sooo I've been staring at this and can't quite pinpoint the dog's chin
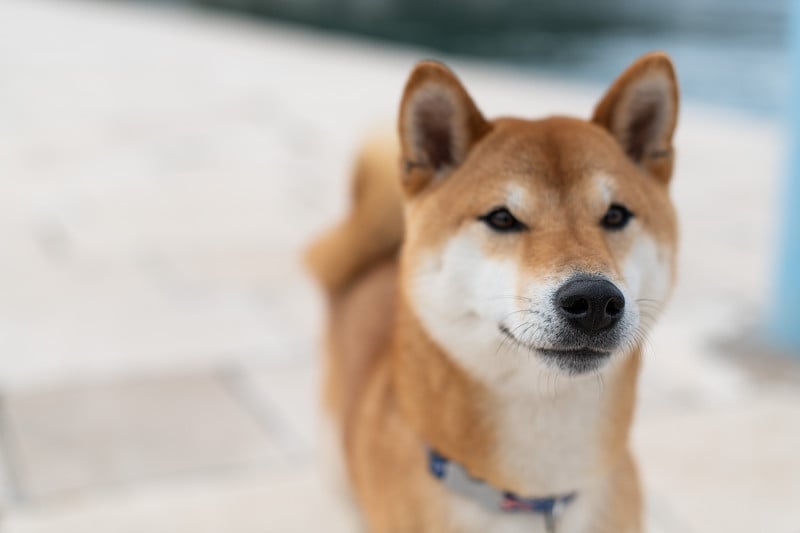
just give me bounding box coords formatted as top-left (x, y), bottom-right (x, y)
top-left (498, 324), bottom-right (621, 376)
top-left (536, 348), bottom-right (612, 375)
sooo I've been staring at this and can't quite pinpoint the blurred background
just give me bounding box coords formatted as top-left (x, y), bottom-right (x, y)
top-left (193, 0), bottom-right (788, 114)
top-left (0, 0), bottom-right (798, 532)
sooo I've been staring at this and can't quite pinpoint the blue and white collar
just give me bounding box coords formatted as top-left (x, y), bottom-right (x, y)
top-left (428, 448), bottom-right (576, 532)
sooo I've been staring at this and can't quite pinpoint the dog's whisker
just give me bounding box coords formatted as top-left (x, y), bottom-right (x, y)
top-left (552, 372), bottom-right (561, 399)
top-left (593, 371), bottom-right (605, 398)
top-left (494, 329), bottom-right (518, 359)
top-left (498, 309), bottom-right (533, 323)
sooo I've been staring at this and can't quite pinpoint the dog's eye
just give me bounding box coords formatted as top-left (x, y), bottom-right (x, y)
top-left (601, 204), bottom-right (634, 230)
top-left (479, 207), bottom-right (526, 232)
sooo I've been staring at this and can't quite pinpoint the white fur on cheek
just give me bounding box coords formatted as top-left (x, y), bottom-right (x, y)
top-left (621, 233), bottom-right (671, 306)
top-left (408, 230), bottom-right (552, 386)
top-left (620, 231), bottom-right (672, 349)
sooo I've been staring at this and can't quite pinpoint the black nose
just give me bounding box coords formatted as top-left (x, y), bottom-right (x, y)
top-left (555, 278), bottom-right (625, 335)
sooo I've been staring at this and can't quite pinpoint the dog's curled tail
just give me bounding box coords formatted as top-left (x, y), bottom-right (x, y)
top-left (305, 132), bottom-right (404, 293)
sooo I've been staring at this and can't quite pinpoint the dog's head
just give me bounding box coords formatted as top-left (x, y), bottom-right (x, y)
top-left (398, 53), bottom-right (679, 385)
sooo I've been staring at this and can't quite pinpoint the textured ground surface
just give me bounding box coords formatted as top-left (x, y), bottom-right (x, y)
top-left (1, 1), bottom-right (799, 532)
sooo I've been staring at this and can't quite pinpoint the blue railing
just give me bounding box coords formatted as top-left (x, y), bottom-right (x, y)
top-left (773, 1), bottom-right (800, 351)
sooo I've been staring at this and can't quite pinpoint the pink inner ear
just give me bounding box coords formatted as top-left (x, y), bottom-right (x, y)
top-left (408, 88), bottom-right (456, 170)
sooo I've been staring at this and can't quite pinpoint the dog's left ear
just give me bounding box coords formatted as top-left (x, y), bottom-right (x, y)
top-left (399, 61), bottom-right (491, 196)
top-left (592, 52), bottom-right (679, 183)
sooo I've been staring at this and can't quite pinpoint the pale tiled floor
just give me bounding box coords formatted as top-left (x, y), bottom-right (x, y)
top-left (1, 0), bottom-right (799, 532)
top-left (4, 374), bottom-right (284, 500)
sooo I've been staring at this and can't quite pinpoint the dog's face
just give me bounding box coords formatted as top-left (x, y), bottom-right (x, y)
top-left (398, 54), bottom-right (678, 387)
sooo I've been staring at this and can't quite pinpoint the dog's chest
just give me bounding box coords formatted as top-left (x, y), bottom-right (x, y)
top-left (490, 384), bottom-right (610, 495)
top-left (438, 393), bottom-right (613, 533)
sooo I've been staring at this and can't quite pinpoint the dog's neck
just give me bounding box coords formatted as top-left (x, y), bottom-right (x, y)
top-left (391, 297), bottom-right (640, 496)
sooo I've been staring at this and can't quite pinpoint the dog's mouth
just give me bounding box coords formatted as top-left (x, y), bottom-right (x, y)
top-left (536, 348), bottom-right (612, 374)
top-left (537, 347), bottom-right (611, 358)
top-left (499, 325), bottom-right (613, 374)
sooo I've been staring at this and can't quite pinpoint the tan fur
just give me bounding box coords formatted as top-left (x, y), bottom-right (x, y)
top-left (308, 53), bottom-right (679, 532)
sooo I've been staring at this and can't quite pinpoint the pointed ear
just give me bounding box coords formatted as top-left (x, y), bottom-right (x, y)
top-left (592, 52), bottom-right (679, 183)
top-left (398, 61), bottom-right (490, 195)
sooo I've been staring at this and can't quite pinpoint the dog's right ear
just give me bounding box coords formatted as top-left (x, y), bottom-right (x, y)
top-left (398, 61), bottom-right (490, 196)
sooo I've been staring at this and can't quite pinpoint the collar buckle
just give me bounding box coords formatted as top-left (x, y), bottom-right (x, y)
top-left (544, 497), bottom-right (567, 533)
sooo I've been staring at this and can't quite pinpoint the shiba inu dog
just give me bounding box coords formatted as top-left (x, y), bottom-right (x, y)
top-left (307, 52), bottom-right (679, 533)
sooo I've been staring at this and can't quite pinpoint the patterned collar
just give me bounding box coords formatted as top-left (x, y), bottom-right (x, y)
top-left (427, 448), bottom-right (577, 532)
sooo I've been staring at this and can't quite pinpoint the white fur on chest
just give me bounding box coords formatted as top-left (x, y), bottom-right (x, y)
top-left (491, 371), bottom-right (623, 495)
